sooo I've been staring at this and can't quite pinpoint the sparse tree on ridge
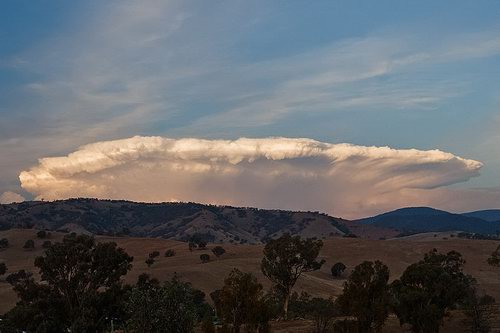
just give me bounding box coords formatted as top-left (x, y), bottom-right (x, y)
top-left (261, 234), bottom-right (325, 319)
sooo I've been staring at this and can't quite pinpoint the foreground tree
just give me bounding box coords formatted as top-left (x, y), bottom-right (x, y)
top-left (391, 249), bottom-right (473, 333)
top-left (5, 233), bottom-right (133, 332)
top-left (261, 234), bottom-right (324, 319)
top-left (337, 260), bottom-right (390, 332)
top-left (127, 274), bottom-right (207, 333)
top-left (463, 287), bottom-right (495, 333)
top-left (211, 269), bottom-right (268, 333)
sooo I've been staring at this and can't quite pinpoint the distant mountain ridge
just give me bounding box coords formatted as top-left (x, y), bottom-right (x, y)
top-left (357, 207), bottom-right (500, 235)
top-left (0, 199), bottom-right (350, 244)
top-left (462, 209), bottom-right (500, 222)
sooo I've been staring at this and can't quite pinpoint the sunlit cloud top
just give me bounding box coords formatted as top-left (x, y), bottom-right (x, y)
top-left (19, 136), bottom-right (493, 218)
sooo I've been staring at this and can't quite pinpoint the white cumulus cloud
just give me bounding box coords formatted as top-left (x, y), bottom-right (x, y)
top-left (19, 136), bottom-right (490, 218)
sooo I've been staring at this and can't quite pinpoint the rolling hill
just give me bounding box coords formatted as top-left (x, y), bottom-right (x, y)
top-left (462, 209), bottom-right (500, 222)
top-left (0, 199), bottom-right (350, 243)
top-left (357, 207), bottom-right (500, 235)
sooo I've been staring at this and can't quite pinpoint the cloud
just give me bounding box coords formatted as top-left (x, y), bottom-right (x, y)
top-left (0, 191), bottom-right (25, 204)
top-left (19, 136), bottom-right (494, 218)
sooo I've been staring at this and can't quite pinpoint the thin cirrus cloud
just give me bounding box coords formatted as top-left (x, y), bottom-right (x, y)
top-left (18, 136), bottom-right (497, 219)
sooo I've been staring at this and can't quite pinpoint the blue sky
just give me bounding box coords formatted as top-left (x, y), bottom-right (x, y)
top-left (1, 1), bottom-right (499, 214)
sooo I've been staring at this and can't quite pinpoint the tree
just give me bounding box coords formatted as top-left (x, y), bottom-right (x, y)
top-left (463, 287), bottom-right (495, 333)
top-left (331, 262), bottom-right (347, 278)
top-left (36, 230), bottom-right (47, 239)
top-left (0, 262), bottom-right (7, 276)
top-left (391, 250), bottom-right (474, 333)
top-left (0, 238), bottom-right (8, 249)
top-left (198, 240), bottom-right (208, 249)
top-left (200, 254), bottom-right (210, 263)
top-left (189, 241), bottom-right (197, 252)
top-left (145, 258), bottom-right (155, 268)
top-left (212, 246), bottom-right (226, 257)
top-left (487, 245), bottom-right (500, 267)
top-left (212, 269), bottom-right (268, 333)
top-left (337, 260), bottom-right (390, 332)
top-left (305, 297), bottom-right (338, 333)
top-left (126, 274), bottom-right (206, 333)
top-left (5, 233), bottom-right (133, 332)
top-left (165, 249), bottom-right (176, 257)
top-left (261, 234), bottom-right (324, 319)
top-left (149, 251), bottom-right (160, 259)
top-left (23, 239), bottom-right (35, 250)
top-left (42, 240), bottom-right (52, 248)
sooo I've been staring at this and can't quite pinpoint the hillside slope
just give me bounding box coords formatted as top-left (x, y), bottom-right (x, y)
top-left (0, 199), bottom-right (350, 243)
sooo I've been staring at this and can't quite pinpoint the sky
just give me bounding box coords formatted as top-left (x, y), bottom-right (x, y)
top-left (0, 1), bottom-right (499, 218)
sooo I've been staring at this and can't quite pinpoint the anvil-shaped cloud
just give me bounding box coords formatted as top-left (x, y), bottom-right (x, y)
top-left (19, 136), bottom-right (489, 218)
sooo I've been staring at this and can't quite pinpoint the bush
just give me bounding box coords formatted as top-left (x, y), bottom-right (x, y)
top-left (200, 254), bottom-right (210, 263)
top-left (0, 238), bottom-right (9, 249)
top-left (331, 262), bottom-right (346, 278)
top-left (0, 262), bottom-right (7, 276)
top-left (145, 258), bottom-right (155, 267)
top-left (164, 249), bottom-right (176, 257)
top-left (42, 240), bottom-right (52, 249)
top-left (23, 239), bottom-right (35, 250)
top-left (149, 251), bottom-right (160, 259)
top-left (211, 246), bottom-right (226, 257)
top-left (36, 230), bottom-right (47, 239)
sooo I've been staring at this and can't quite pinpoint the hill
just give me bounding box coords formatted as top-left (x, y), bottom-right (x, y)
top-left (0, 199), bottom-right (350, 243)
top-left (357, 207), bottom-right (500, 235)
top-left (462, 209), bottom-right (500, 222)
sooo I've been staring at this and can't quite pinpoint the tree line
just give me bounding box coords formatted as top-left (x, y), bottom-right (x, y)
top-left (0, 233), bottom-right (498, 332)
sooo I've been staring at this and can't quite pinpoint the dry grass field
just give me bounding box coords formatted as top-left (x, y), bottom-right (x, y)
top-left (1, 229), bottom-right (500, 332)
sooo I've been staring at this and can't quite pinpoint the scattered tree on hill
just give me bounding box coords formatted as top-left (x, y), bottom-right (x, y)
top-left (145, 258), bottom-right (155, 268)
top-left (198, 240), bottom-right (208, 249)
top-left (261, 234), bottom-right (325, 319)
top-left (200, 254), bottom-right (210, 263)
top-left (126, 274), bottom-right (207, 333)
top-left (212, 246), bottom-right (226, 258)
top-left (337, 260), bottom-right (390, 332)
top-left (36, 230), bottom-right (47, 239)
top-left (331, 262), bottom-right (347, 278)
top-left (4, 233), bottom-right (133, 332)
top-left (42, 240), bottom-right (52, 248)
top-left (23, 239), bottom-right (35, 250)
top-left (0, 238), bottom-right (8, 249)
top-left (0, 262), bottom-right (7, 276)
top-left (211, 269), bottom-right (269, 333)
top-left (148, 251), bottom-right (160, 259)
top-left (164, 249), bottom-right (176, 257)
top-left (391, 249), bottom-right (474, 333)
